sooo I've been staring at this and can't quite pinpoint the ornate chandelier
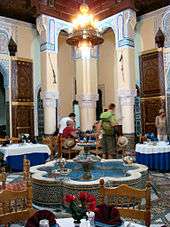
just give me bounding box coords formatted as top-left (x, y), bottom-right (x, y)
top-left (66, 3), bottom-right (104, 48)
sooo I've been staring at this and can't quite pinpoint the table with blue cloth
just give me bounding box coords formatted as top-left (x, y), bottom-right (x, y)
top-left (0, 143), bottom-right (51, 171)
top-left (136, 142), bottom-right (170, 171)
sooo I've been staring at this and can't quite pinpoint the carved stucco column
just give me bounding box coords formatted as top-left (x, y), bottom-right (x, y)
top-left (36, 14), bottom-right (71, 135)
top-left (115, 9), bottom-right (136, 145)
top-left (74, 47), bottom-right (99, 131)
top-left (98, 9), bottom-right (136, 144)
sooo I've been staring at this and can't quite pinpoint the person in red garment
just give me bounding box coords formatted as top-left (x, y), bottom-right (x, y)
top-left (63, 120), bottom-right (78, 139)
top-left (62, 120), bottom-right (82, 154)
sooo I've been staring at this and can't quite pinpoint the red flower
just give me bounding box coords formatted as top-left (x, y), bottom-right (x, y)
top-left (65, 194), bottom-right (76, 203)
top-left (79, 192), bottom-right (89, 201)
top-left (86, 194), bottom-right (96, 203)
top-left (65, 192), bottom-right (96, 216)
top-left (87, 201), bottom-right (96, 211)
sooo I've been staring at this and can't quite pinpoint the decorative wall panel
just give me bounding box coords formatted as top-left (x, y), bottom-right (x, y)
top-left (11, 60), bottom-right (33, 102)
top-left (140, 51), bottom-right (165, 97)
top-left (11, 59), bottom-right (34, 137)
top-left (134, 96), bottom-right (142, 136)
top-left (12, 105), bottom-right (34, 137)
top-left (141, 97), bottom-right (165, 134)
top-left (140, 50), bottom-right (165, 134)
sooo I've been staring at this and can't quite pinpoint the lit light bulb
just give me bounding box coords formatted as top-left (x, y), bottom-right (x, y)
top-left (78, 40), bottom-right (91, 59)
top-left (80, 3), bottom-right (89, 14)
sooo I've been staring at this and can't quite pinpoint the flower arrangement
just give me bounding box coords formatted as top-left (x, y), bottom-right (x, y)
top-left (65, 192), bottom-right (96, 224)
top-left (20, 133), bottom-right (30, 143)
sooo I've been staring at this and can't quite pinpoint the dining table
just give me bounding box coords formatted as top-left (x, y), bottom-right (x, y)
top-left (0, 143), bottom-right (51, 171)
top-left (56, 218), bottom-right (145, 227)
top-left (135, 141), bottom-right (170, 171)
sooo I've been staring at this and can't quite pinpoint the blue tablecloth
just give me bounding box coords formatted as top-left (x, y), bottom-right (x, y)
top-left (136, 143), bottom-right (170, 171)
top-left (6, 153), bottom-right (49, 172)
top-left (0, 143), bottom-right (51, 171)
top-left (136, 152), bottom-right (170, 171)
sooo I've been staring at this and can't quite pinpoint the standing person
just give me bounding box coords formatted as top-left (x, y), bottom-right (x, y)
top-left (155, 109), bottom-right (167, 141)
top-left (98, 103), bottom-right (118, 159)
top-left (59, 113), bottom-right (76, 134)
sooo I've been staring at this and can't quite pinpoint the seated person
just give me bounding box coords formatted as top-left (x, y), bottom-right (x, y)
top-left (62, 120), bottom-right (82, 152)
top-left (63, 120), bottom-right (78, 139)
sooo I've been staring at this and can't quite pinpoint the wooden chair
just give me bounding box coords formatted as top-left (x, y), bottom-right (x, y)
top-left (0, 159), bottom-right (34, 226)
top-left (42, 135), bottom-right (58, 159)
top-left (10, 137), bottom-right (19, 144)
top-left (62, 137), bottom-right (80, 159)
top-left (0, 138), bottom-right (6, 145)
top-left (99, 179), bottom-right (151, 227)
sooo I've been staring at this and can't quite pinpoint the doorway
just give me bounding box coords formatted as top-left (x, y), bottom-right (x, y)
top-left (0, 73), bottom-right (6, 137)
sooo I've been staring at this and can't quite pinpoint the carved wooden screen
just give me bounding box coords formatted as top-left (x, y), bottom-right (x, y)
top-left (140, 50), bottom-right (165, 134)
top-left (11, 59), bottom-right (34, 137)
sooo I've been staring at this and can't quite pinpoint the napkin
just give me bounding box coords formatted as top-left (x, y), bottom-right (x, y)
top-left (95, 204), bottom-right (122, 226)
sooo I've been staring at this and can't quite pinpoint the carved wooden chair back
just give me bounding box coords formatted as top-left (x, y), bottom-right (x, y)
top-left (61, 135), bottom-right (81, 159)
top-left (10, 137), bottom-right (20, 144)
top-left (42, 135), bottom-right (58, 159)
top-left (0, 159), bottom-right (34, 226)
top-left (99, 179), bottom-right (151, 227)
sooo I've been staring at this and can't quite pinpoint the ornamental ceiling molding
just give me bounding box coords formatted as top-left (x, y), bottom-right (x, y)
top-left (138, 6), bottom-right (170, 76)
top-left (137, 5), bottom-right (170, 48)
top-left (36, 14), bottom-right (72, 53)
top-left (0, 15), bottom-right (34, 29)
top-left (97, 8), bottom-right (136, 48)
top-left (137, 5), bottom-right (170, 22)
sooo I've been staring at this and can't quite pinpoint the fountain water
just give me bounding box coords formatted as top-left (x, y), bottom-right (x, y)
top-left (73, 152), bottom-right (101, 180)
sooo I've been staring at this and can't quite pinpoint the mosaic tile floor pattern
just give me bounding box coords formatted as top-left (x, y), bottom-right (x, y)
top-left (2, 171), bottom-right (170, 227)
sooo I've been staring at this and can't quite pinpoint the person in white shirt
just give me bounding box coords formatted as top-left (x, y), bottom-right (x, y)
top-left (155, 109), bottom-right (167, 141)
top-left (59, 113), bottom-right (76, 134)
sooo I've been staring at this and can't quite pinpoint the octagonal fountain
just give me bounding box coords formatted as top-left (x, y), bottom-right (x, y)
top-left (30, 153), bottom-right (148, 208)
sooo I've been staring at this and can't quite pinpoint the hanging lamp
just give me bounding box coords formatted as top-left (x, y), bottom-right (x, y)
top-left (66, 1), bottom-right (104, 48)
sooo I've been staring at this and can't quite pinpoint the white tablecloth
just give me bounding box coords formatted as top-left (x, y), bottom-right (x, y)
top-left (0, 143), bottom-right (51, 160)
top-left (56, 218), bottom-right (145, 227)
top-left (136, 142), bottom-right (170, 154)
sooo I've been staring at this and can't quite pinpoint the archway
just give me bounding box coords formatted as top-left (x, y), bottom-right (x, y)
top-left (58, 31), bottom-right (75, 120)
top-left (0, 73), bottom-right (6, 136)
top-left (96, 89), bottom-right (103, 120)
top-left (98, 28), bottom-right (117, 110)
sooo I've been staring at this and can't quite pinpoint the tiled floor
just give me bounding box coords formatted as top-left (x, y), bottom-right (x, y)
top-left (2, 171), bottom-right (170, 227)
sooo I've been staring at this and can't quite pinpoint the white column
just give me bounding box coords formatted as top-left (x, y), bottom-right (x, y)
top-left (36, 14), bottom-right (71, 135)
top-left (74, 47), bottom-right (99, 131)
top-left (76, 94), bottom-right (98, 131)
top-left (118, 89), bottom-right (136, 134)
top-left (97, 9), bottom-right (137, 138)
top-left (115, 9), bottom-right (136, 136)
top-left (41, 91), bottom-right (58, 135)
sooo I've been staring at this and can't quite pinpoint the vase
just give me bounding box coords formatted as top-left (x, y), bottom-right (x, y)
top-left (73, 219), bottom-right (81, 227)
top-left (70, 203), bottom-right (85, 224)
